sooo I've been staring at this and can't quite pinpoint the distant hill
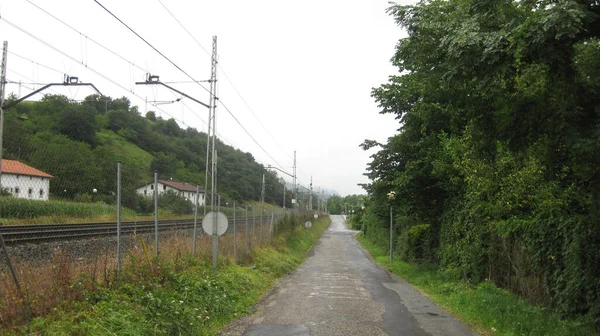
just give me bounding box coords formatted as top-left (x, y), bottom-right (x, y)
top-left (3, 94), bottom-right (290, 209)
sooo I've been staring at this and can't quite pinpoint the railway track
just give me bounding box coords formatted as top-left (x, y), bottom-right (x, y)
top-left (0, 216), bottom-right (273, 245)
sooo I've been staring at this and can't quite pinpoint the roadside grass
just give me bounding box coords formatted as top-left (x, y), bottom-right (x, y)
top-left (1, 201), bottom-right (285, 225)
top-left (2, 212), bottom-right (192, 225)
top-left (356, 233), bottom-right (597, 336)
top-left (2, 214), bottom-right (330, 335)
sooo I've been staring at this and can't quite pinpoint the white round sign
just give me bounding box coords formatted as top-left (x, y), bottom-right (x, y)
top-left (202, 211), bottom-right (228, 236)
top-left (314, 214), bottom-right (318, 219)
top-left (304, 221), bottom-right (312, 228)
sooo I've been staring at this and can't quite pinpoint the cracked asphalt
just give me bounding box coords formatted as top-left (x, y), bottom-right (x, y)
top-left (220, 215), bottom-right (476, 336)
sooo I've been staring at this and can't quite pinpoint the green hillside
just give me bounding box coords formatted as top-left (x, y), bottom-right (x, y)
top-left (2, 94), bottom-right (291, 210)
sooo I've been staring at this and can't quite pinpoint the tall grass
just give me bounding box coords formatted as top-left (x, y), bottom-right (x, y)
top-left (0, 196), bottom-right (136, 221)
top-left (1, 213), bottom-right (329, 335)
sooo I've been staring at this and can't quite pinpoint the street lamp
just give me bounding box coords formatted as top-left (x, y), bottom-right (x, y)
top-left (387, 191), bottom-right (396, 262)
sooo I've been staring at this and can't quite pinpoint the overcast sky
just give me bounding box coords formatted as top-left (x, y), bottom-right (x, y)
top-left (0, 0), bottom-right (413, 196)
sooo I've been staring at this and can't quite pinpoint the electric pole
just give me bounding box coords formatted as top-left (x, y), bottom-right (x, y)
top-left (309, 175), bottom-right (313, 211)
top-left (260, 174), bottom-right (265, 208)
top-left (0, 41), bottom-right (7, 192)
top-left (293, 150), bottom-right (297, 212)
top-left (209, 36), bottom-right (219, 272)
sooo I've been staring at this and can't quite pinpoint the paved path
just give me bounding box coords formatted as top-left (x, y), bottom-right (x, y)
top-left (221, 215), bottom-right (475, 336)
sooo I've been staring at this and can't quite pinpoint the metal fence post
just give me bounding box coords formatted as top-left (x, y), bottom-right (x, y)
top-left (154, 172), bottom-right (158, 257)
top-left (0, 225), bottom-right (31, 322)
top-left (233, 201), bottom-right (236, 262)
top-left (192, 185), bottom-right (200, 255)
top-left (390, 206), bottom-right (393, 262)
top-left (116, 161), bottom-right (122, 276)
top-left (270, 211), bottom-right (274, 239)
top-left (253, 206), bottom-right (256, 245)
top-left (0, 226), bottom-right (21, 297)
top-left (260, 205), bottom-right (264, 243)
top-left (245, 205), bottom-right (249, 255)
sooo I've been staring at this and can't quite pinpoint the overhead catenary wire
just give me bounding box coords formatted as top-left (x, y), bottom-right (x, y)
top-left (23, 0), bottom-right (291, 180)
top-left (24, 0), bottom-right (149, 75)
top-left (6, 69), bottom-right (65, 96)
top-left (22, 0), bottom-right (215, 137)
top-left (155, 0), bottom-right (294, 162)
top-left (97, 0), bottom-right (291, 177)
top-left (6, 79), bottom-right (35, 92)
top-left (4, 20), bottom-right (236, 148)
top-left (8, 51), bottom-right (64, 75)
top-left (0, 17), bottom-right (212, 133)
top-left (219, 100), bottom-right (288, 173)
top-left (93, 0), bottom-right (211, 96)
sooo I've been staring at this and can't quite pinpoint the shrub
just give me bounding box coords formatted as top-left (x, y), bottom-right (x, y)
top-left (398, 224), bottom-right (435, 263)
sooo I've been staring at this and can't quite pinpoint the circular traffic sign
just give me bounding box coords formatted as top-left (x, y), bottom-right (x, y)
top-left (314, 213), bottom-right (318, 219)
top-left (304, 221), bottom-right (312, 229)
top-left (202, 211), bottom-right (228, 236)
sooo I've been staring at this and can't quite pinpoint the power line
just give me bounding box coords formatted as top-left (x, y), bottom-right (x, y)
top-left (24, 0), bottom-right (147, 74)
top-left (8, 51), bottom-right (64, 75)
top-left (219, 71), bottom-right (294, 161)
top-left (94, 1), bottom-right (288, 174)
top-left (156, 0), bottom-right (211, 57)
top-left (6, 79), bottom-right (35, 92)
top-left (155, 0), bottom-right (294, 162)
top-left (6, 69), bottom-right (64, 96)
top-left (219, 100), bottom-right (288, 173)
top-left (93, 0), bottom-right (211, 95)
top-left (0, 17), bottom-right (207, 131)
top-left (2, 8), bottom-right (240, 158)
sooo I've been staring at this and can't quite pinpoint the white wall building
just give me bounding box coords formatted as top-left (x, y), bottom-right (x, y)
top-left (136, 180), bottom-right (205, 206)
top-left (1, 159), bottom-right (53, 201)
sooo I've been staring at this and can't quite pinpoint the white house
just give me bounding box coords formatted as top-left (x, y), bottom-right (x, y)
top-left (1, 159), bottom-right (53, 201)
top-left (136, 180), bottom-right (205, 206)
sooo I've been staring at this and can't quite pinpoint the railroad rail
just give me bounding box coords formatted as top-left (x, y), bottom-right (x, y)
top-left (0, 216), bottom-right (273, 245)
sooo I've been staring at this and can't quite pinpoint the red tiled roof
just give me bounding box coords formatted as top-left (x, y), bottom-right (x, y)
top-left (159, 180), bottom-right (204, 193)
top-left (2, 159), bottom-right (53, 178)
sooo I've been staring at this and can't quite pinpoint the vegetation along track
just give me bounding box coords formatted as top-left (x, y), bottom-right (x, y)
top-left (0, 216), bottom-right (272, 245)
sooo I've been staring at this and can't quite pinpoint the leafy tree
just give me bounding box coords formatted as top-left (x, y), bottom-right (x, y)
top-left (58, 104), bottom-right (98, 147)
top-left (366, 0), bottom-right (600, 324)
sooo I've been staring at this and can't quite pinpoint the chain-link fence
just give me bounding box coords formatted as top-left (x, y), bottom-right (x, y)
top-left (0, 157), bottom-right (316, 328)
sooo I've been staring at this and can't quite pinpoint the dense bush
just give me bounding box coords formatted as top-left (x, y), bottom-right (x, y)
top-left (397, 224), bottom-right (434, 264)
top-left (0, 196), bottom-right (135, 220)
top-left (363, 0), bottom-right (600, 327)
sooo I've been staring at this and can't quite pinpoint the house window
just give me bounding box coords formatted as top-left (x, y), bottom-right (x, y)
top-left (144, 190), bottom-right (147, 196)
top-left (16, 175), bottom-right (19, 179)
top-left (14, 187), bottom-right (19, 194)
top-left (150, 184), bottom-right (154, 190)
top-left (30, 176), bottom-right (33, 180)
top-left (163, 185), bottom-right (167, 191)
top-left (39, 189), bottom-right (44, 198)
top-left (28, 188), bottom-right (33, 197)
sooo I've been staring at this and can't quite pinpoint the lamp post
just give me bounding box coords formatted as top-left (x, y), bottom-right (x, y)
top-left (387, 191), bottom-right (396, 262)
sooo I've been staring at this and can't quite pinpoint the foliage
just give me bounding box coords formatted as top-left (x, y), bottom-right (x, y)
top-left (0, 196), bottom-right (135, 219)
top-left (397, 224), bottom-right (435, 264)
top-left (326, 194), bottom-right (365, 215)
top-left (157, 190), bottom-right (194, 215)
top-left (364, 0), bottom-right (600, 326)
top-left (3, 93), bottom-right (287, 210)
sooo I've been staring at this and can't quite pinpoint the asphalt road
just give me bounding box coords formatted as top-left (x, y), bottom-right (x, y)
top-left (221, 215), bottom-right (475, 336)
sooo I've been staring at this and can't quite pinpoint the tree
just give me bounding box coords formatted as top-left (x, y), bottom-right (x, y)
top-left (58, 104), bottom-right (98, 147)
top-left (367, 0), bottom-right (600, 323)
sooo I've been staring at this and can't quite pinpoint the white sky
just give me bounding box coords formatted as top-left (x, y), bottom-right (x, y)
top-left (0, 0), bottom-right (413, 196)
